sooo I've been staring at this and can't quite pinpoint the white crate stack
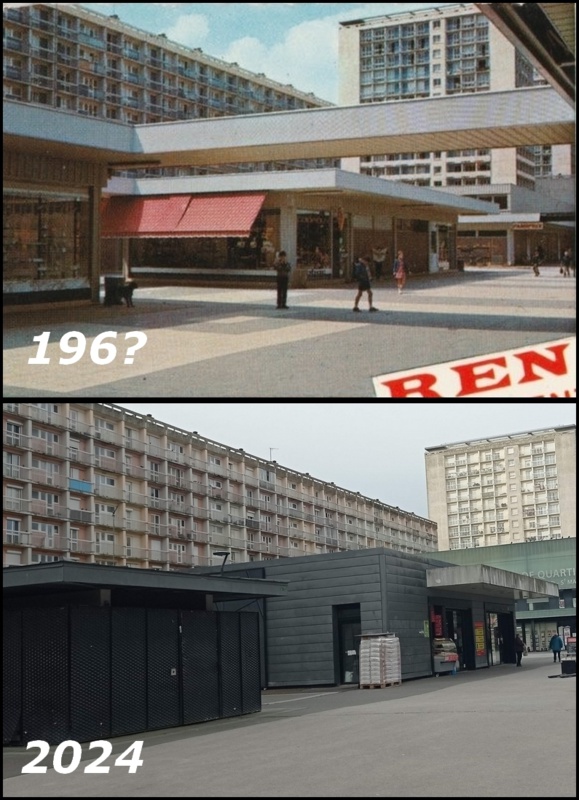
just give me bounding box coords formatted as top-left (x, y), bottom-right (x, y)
top-left (359, 633), bottom-right (401, 687)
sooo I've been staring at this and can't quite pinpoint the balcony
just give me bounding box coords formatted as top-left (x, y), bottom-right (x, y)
top-left (124, 463), bottom-right (147, 479)
top-left (25, 405), bottom-right (68, 427)
top-left (94, 428), bottom-right (124, 446)
top-left (124, 517), bottom-right (146, 532)
top-left (146, 522), bottom-right (168, 537)
top-left (94, 483), bottom-right (123, 501)
top-left (3, 463), bottom-right (23, 480)
top-left (4, 497), bottom-right (30, 513)
top-left (68, 448), bottom-right (92, 465)
top-left (30, 501), bottom-right (64, 519)
top-left (94, 455), bottom-right (119, 472)
top-left (69, 509), bottom-right (93, 524)
top-left (4, 431), bottom-right (28, 449)
top-left (124, 436), bottom-right (146, 452)
top-left (29, 438), bottom-right (67, 459)
top-left (31, 469), bottom-right (66, 489)
top-left (66, 538), bottom-right (94, 554)
top-left (125, 546), bottom-right (148, 561)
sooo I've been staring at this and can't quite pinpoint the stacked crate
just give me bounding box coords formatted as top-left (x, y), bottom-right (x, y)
top-left (359, 633), bottom-right (401, 688)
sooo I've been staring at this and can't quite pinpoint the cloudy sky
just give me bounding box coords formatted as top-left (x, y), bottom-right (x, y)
top-left (68, 2), bottom-right (456, 102)
top-left (115, 403), bottom-right (576, 519)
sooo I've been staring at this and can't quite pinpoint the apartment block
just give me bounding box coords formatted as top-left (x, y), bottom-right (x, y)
top-left (3, 402), bottom-right (437, 570)
top-left (339, 2), bottom-right (558, 190)
top-left (425, 426), bottom-right (576, 552)
top-left (3, 3), bottom-right (332, 175)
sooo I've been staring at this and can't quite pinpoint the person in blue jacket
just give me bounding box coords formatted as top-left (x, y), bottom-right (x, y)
top-left (549, 633), bottom-right (564, 663)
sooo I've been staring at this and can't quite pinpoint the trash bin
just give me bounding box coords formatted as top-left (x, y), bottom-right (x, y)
top-left (291, 267), bottom-right (308, 289)
top-left (103, 276), bottom-right (125, 306)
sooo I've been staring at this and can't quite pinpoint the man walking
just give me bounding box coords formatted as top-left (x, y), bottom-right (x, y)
top-left (549, 633), bottom-right (564, 663)
top-left (372, 244), bottom-right (388, 281)
top-left (352, 256), bottom-right (378, 313)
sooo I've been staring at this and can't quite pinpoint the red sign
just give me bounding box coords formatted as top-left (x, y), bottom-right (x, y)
top-left (475, 621), bottom-right (486, 657)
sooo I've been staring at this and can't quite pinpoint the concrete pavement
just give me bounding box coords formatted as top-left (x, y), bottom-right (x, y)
top-left (3, 267), bottom-right (575, 398)
top-left (3, 652), bottom-right (576, 797)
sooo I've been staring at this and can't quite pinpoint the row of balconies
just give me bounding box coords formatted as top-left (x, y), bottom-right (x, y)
top-left (4, 414), bottom-right (429, 524)
top-left (5, 437), bottom-right (412, 522)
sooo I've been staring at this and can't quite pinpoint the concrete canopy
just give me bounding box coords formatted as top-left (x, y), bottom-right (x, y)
top-left (427, 564), bottom-right (560, 602)
top-left (108, 169), bottom-right (499, 222)
top-left (3, 84), bottom-right (574, 170)
top-left (3, 561), bottom-right (288, 603)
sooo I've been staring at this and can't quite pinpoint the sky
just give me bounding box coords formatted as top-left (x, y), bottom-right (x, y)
top-left (63, 2), bottom-right (458, 103)
top-left (115, 403), bottom-right (576, 519)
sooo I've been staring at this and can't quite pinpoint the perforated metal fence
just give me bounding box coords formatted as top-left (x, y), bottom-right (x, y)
top-left (3, 606), bottom-right (261, 746)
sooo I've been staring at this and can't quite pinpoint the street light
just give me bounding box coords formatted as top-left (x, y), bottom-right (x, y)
top-left (213, 550), bottom-right (230, 577)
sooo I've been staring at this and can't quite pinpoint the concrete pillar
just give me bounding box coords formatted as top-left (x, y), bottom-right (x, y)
top-left (506, 229), bottom-right (515, 266)
top-left (279, 203), bottom-right (297, 268)
top-left (89, 185), bottom-right (101, 303)
top-left (121, 238), bottom-right (130, 280)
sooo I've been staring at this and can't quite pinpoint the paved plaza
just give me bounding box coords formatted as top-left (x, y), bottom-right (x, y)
top-left (3, 268), bottom-right (575, 398)
top-left (3, 652), bottom-right (576, 797)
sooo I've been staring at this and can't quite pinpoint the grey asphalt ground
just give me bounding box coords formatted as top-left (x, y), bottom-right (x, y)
top-left (3, 652), bottom-right (576, 797)
top-left (3, 267), bottom-right (575, 398)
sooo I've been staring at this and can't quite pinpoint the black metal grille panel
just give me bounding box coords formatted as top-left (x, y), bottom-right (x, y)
top-left (111, 607), bottom-right (147, 737)
top-left (219, 613), bottom-right (242, 718)
top-left (240, 613), bottom-right (261, 714)
top-left (146, 608), bottom-right (180, 730)
top-left (22, 607), bottom-right (69, 746)
top-left (70, 606), bottom-right (111, 743)
top-left (3, 610), bottom-right (22, 745)
top-left (181, 610), bottom-right (220, 724)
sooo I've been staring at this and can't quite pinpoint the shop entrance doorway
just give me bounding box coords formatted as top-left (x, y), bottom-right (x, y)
top-left (445, 608), bottom-right (475, 670)
top-left (333, 604), bottom-right (361, 685)
top-left (487, 611), bottom-right (515, 665)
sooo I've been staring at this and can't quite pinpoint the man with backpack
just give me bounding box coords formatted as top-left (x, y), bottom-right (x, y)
top-left (352, 256), bottom-right (378, 313)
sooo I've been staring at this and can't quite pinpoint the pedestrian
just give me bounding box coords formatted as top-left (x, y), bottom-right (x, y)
top-left (531, 247), bottom-right (542, 277)
top-left (549, 633), bottom-right (564, 663)
top-left (561, 249), bottom-right (572, 277)
top-left (274, 250), bottom-right (291, 309)
top-left (352, 256), bottom-right (378, 312)
top-left (514, 634), bottom-right (526, 667)
top-left (372, 243), bottom-right (388, 281)
top-left (393, 250), bottom-right (407, 293)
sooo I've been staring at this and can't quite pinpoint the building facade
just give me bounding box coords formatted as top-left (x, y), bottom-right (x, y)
top-left (338, 3), bottom-right (574, 267)
top-left (438, 539), bottom-right (576, 652)
top-left (3, 402), bottom-right (437, 570)
top-left (425, 425), bottom-right (576, 552)
top-left (3, 4), bottom-right (329, 127)
top-left (339, 2), bottom-right (554, 190)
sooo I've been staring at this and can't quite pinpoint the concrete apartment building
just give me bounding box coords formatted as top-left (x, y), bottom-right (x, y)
top-left (2, 2), bottom-right (331, 174)
top-left (425, 425), bottom-right (576, 552)
top-left (3, 402), bottom-right (437, 570)
top-left (338, 3), bottom-right (575, 265)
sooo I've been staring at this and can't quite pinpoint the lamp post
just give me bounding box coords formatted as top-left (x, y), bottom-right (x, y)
top-left (213, 550), bottom-right (230, 577)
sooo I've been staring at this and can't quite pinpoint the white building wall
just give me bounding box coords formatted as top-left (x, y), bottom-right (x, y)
top-left (425, 426), bottom-right (576, 553)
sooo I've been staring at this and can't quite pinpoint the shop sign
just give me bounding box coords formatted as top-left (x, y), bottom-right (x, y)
top-left (373, 337), bottom-right (575, 398)
top-left (522, 566), bottom-right (576, 588)
top-left (513, 222), bottom-right (543, 230)
top-left (475, 621), bottom-right (486, 656)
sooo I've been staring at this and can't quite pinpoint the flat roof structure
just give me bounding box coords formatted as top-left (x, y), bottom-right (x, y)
top-left (424, 424), bottom-right (576, 451)
top-left (107, 169), bottom-right (499, 222)
top-left (426, 564), bottom-right (560, 601)
top-left (3, 561), bottom-right (288, 603)
top-left (3, 84), bottom-right (574, 170)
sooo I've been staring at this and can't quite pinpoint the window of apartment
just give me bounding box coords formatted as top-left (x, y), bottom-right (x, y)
top-left (96, 474), bottom-right (115, 486)
top-left (209, 456), bottom-right (221, 466)
top-left (95, 418), bottom-right (115, 431)
top-left (291, 483), bottom-right (297, 489)
top-left (96, 446), bottom-right (116, 460)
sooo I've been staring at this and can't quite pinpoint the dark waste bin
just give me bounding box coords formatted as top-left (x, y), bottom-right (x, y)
top-left (457, 259), bottom-right (465, 272)
top-left (561, 660), bottom-right (576, 675)
top-left (104, 276), bottom-right (125, 306)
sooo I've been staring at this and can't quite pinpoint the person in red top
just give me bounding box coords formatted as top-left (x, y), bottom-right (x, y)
top-left (393, 250), bottom-right (407, 294)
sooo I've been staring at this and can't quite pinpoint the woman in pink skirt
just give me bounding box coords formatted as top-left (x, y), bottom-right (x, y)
top-left (393, 250), bottom-right (407, 293)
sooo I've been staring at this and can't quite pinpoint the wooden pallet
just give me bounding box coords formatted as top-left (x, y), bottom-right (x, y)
top-left (360, 680), bottom-right (401, 689)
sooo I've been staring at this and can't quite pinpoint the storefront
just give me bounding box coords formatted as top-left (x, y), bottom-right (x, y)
top-left (208, 549), bottom-right (557, 687)
top-left (3, 147), bottom-right (105, 305)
